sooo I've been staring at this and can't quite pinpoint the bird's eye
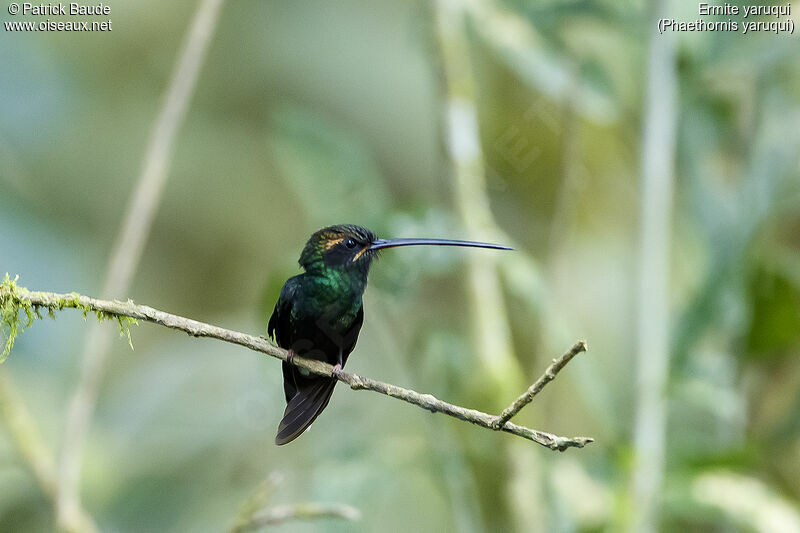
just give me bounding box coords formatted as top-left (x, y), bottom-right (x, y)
top-left (344, 238), bottom-right (357, 249)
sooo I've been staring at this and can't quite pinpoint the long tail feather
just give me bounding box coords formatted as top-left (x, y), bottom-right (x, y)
top-left (275, 378), bottom-right (337, 445)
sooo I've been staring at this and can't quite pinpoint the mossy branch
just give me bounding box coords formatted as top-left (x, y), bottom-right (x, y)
top-left (0, 275), bottom-right (137, 362)
top-left (0, 276), bottom-right (594, 451)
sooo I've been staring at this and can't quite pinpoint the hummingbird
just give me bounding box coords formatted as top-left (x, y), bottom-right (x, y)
top-left (268, 224), bottom-right (511, 445)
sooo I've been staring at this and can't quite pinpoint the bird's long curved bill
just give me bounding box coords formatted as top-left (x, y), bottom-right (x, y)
top-left (369, 238), bottom-right (512, 251)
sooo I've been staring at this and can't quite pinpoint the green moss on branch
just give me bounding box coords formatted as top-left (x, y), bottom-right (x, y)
top-left (0, 274), bottom-right (138, 360)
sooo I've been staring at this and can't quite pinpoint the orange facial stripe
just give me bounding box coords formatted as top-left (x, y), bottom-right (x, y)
top-left (352, 247), bottom-right (369, 262)
top-left (324, 237), bottom-right (344, 250)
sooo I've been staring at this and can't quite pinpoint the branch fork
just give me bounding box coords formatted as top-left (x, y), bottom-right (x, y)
top-left (491, 341), bottom-right (588, 430)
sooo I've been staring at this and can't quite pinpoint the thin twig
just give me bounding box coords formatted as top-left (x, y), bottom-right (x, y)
top-left (492, 341), bottom-right (587, 429)
top-left (234, 503), bottom-right (361, 532)
top-left (1, 284), bottom-right (594, 452)
top-left (57, 0), bottom-right (227, 528)
top-left (228, 472), bottom-right (360, 533)
top-left (229, 472), bottom-right (285, 533)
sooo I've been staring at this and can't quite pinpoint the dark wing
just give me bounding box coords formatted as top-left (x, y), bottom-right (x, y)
top-left (268, 277), bottom-right (304, 403)
top-left (275, 304), bottom-right (364, 445)
top-left (340, 304), bottom-right (364, 367)
top-left (268, 276), bottom-right (300, 349)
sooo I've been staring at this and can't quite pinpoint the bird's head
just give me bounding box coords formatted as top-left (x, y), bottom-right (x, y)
top-left (298, 224), bottom-right (513, 276)
top-left (299, 225), bottom-right (378, 275)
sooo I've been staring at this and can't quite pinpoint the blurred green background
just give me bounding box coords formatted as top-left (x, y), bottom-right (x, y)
top-left (2, 0), bottom-right (800, 531)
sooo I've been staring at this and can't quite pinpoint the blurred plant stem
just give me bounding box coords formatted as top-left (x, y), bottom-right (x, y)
top-left (55, 0), bottom-right (227, 529)
top-left (548, 65), bottom-right (582, 260)
top-left (0, 371), bottom-right (55, 496)
top-left (434, 0), bottom-right (523, 391)
top-left (229, 472), bottom-right (360, 532)
top-left (432, 1), bottom-right (545, 530)
top-left (0, 131), bottom-right (37, 206)
top-left (629, 0), bottom-right (678, 531)
top-left (233, 503), bottom-right (361, 532)
top-left (0, 371), bottom-right (98, 533)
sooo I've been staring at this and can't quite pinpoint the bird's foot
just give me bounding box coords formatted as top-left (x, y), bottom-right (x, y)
top-left (331, 363), bottom-right (343, 379)
top-left (286, 349), bottom-right (296, 366)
